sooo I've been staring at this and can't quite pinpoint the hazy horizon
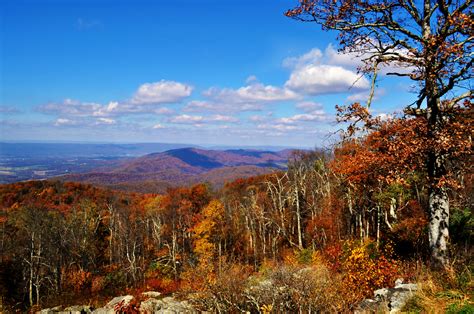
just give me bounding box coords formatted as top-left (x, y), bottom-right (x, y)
top-left (0, 140), bottom-right (312, 150)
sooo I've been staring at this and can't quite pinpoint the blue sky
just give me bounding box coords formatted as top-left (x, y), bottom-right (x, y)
top-left (1, 0), bottom-right (415, 148)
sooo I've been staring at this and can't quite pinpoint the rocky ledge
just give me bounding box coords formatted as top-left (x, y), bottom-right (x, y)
top-left (38, 292), bottom-right (197, 314)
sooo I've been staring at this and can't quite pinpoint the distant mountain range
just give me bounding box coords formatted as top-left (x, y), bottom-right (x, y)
top-left (0, 142), bottom-right (303, 158)
top-left (59, 147), bottom-right (292, 193)
top-left (0, 142), bottom-right (198, 158)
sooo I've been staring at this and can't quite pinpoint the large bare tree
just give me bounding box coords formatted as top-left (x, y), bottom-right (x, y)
top-left (286, 0), bottom-right (473, 266)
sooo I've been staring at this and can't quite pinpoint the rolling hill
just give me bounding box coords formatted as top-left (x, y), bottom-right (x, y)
top-left (59, 148), bottom-right (292, 193)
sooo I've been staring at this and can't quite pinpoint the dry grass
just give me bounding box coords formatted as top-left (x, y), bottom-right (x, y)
top-left (402, 263), bottom-right (473, 313)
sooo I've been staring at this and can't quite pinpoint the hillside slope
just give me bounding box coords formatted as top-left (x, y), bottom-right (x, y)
top-left (60, 148), bottom-right (290, 192)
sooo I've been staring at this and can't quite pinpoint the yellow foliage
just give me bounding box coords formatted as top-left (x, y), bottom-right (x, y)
top-left (340, 240), bottom-right (400, 301)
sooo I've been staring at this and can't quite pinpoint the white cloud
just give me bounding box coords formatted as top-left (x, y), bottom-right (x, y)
top-left (39, 99), bottom-right (102, 117)
top-left (39, 80), bottom-right (191, 120)
top-left (295, 101), bottom-right (324, 113)
top-left (54, 117), bottom-right (117, 127)
top-left (168, 114), bottom-right (204, 124)
top-left (238, 103), bottom-right (264, 111)
top-left (285, 64), bottom-right (370, 95)
top-left (208, 114), bottom-right (239, 123)
top-left (282, 46), bottom-right (371, 96)
top-left (283, 48), bottom-right (323, 69)
top-left (168, 114), bottom-right (238, 124)
top-left (131, 80), bottom-right (193, 105)
top-left (257, 123), bottom-right (300, 131)
top-left (204, 82), bottom-right (299, 104)
top-left (184, 81), bottom-right (294, 114)
top-left (92, 101), bottom-right (120, 116)
top-left (276, 111), bottom-right (328, 125)
top-left (96, 117), bottom-right (116, 125)
top-left (183, 100), bottom-right (217, 112)
top-left (325, 44), bottom-right (363, 68)
top-left (282, 44), bottom-right (413, 97)
top-left (325, 43), bottom-right (416, 75)
top-left (54, 118), bottom-right (76, 126)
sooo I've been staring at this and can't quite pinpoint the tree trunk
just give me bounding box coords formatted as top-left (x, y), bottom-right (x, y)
top-left (426, 80), bottom-right (449, 267)
top-left (423, 0), bottom-right (450, 268)
top-left (427, 145), bottom-right (450, 266)
top-left (428, 183), bottom-right (449, 266)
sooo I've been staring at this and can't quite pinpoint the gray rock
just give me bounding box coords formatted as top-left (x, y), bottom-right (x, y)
top-left (356, 298), bottom-right (386, 313)
top-left (105, 295), bottom-right (134, 308)
top-left (153, 297), bottom-right (196, 314)
top-left (60, 305), bottom-right (93, 314)
top-left (374, 287), bottom-right (389, 299)
top-left (356, 281), bottom-right (420, 314)
top-left (140, 298), bottom-right (164, 313)
top-left (36, 294), bottom-right (196, 314)
top-left (389, 290), bottom-right (413, 313)
top-left (395, 283), bottom-right (419, 291)
top-left (93, 295), bottom-right (134, 314)
top-left (142, 291), bottom-right (162, 299)
top-left (138, 294), bottom-right (197, 314)
top-left (38, 305), bottom-right (93, 314)
top-left (389, 284), bottom-right (419, 313)
top-left (90, 308), bottom-right (114, 314)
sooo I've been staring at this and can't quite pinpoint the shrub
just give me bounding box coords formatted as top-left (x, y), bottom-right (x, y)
top-left (326, 240), bottom-right (400, 302)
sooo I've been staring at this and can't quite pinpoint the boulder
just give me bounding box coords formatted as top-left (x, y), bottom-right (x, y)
top-left (356, 280), bottom-right (419, 314)
top-left (36, 293), bottom-right (197, 314)
top-left (93, 295), bottom-right (134, 314)
top-left (38, 305), bottom-right (93, 314)
top-left (139, 298), bottom-right (164, 313)
top-left (140, 296), bottom-right (196, 314)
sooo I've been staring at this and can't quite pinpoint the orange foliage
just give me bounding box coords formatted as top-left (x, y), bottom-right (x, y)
top-left (332, 101), bottom-right (473, 189)
top-left (325, 240), bottom-right (400, 302)
top-left (144, 278), bottom-right (180, 295)
top-left (91, 276), bottom-right (105, 294)
top-left (64, 268), bottom-right (92, 293)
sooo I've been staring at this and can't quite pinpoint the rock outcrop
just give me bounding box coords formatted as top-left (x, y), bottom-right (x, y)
top-left (38, 292), bottom-right (196, 314)
top-left (356, 278), bottom-right (419, 313)
top-left (39, 305), bottom-right (93, 314)
top-left (140, 296), bottom-right (196, 313)
top-left (93, 295), bottom-right (134, 314)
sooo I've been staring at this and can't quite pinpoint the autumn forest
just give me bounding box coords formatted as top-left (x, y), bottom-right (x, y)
top-left (1, 118), bottom-right (472, 311)
top-left (1, 0), bottom-right (473, 312)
